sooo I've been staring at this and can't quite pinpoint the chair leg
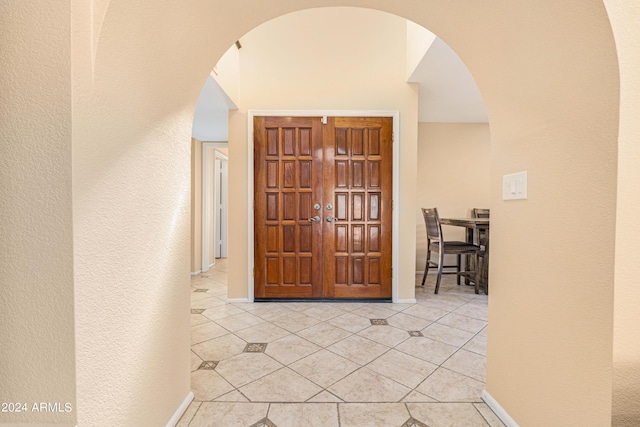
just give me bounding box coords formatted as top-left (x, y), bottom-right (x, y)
top-left (456, 254), bottom-right (461, 285)
top-left (434, 250), bottom-right (444, 294)
top-left (421, 247), bottom-right (431, 286)
top-left (474, 253), bottom-right (481, 295)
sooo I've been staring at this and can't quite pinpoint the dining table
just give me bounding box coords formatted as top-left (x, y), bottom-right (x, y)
top-left (440, 217), bottom-right (490, 294)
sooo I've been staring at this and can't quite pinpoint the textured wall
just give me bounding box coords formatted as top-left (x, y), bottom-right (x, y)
top-left (0, 0), bottom-right (630, 425)
top-left (606, 0), bottom-right (640, 425)
top-left (0, 1), bottom-right (76, 425)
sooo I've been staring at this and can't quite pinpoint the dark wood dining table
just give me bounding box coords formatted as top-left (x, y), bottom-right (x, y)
top-left (440, 217), bottom-right (490, 293)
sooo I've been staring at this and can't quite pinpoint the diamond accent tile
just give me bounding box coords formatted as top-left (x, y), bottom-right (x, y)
top-left (370, 318), bottom-right (389, 325)
top-left (244, 343), bottom-right (268, 353)
top-left (191, 308), bottom-right (206, 314)
top-left (194, 288), bottom-right (209, 293)
top-left (198, 360), bottom-right (218, 370)
top-left (409, 331), bottom-right (424, 337)
top-left (249, 418), bottom-right (277, 427)
top-left (400, 417), bottom-right (429, 427)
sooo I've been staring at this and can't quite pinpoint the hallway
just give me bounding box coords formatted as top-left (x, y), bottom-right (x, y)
top-left (179, 261), bottom-right (503, 427)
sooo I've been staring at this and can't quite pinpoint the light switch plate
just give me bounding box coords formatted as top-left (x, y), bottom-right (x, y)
top-left (503, 171), bottom-right (527, 200)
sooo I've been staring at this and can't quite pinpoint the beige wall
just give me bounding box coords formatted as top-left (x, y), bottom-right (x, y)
top-left (0, 1), bottom-right (76, 424)
top-left (228, 7), bottom-right (419, 301)
top-left (2, 1), bottom-right (637, 425)
top-left (606, 0), bottom-right (640, 425)
top-left (191, 138), bottom-right (203, 273)
top-left (415, 123), bottom-right (491, 272)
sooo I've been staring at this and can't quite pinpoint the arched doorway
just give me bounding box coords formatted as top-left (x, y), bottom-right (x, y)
top-left (69, 1), bottom-right (621, 425)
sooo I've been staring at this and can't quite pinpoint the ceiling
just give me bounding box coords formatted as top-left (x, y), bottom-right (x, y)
top-left (192, 36), bottom-right (488, 141)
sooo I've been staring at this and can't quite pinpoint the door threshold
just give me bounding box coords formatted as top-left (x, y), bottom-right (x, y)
top-left (254, 298), bottom-right (392, 303)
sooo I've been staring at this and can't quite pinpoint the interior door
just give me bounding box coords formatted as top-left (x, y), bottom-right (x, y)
top-left (254, 116), bottom-right (392, 299)
top-left (322, 117), bottom-right (393, 298)
top-left (254, 116), bottom-right (324, 298)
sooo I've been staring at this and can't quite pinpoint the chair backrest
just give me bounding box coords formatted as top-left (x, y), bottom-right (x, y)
top-left (472, 208), bottom-right (490, 218)
top-left (422, 207), bottom-right (443, 242)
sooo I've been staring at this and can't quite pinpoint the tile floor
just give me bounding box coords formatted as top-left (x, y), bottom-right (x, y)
top-left (179, 260), bottom-right (505, 427)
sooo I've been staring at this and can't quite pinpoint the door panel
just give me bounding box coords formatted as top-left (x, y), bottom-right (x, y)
top-left (254, 116), bottom-right (324, 298)
top-left (323, 117), bottom-right (392, 298)
top-left (254, 116), bottom-right (392, 299)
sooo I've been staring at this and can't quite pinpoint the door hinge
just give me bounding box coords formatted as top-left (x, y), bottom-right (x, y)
top-left (392, 200), bottom-right (394, 210)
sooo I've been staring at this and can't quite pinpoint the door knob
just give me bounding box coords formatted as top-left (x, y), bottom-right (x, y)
top-left (326, 216), bottom-right (336, 222)
top-left (308, 216), bottom-right (321, 222)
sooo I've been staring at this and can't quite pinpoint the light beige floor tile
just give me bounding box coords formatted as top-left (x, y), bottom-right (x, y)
top-left (402, 390), bottom-right (437, 403)
top-left (176, 401), bottom-right (201, 427)
top-left (328, 368), bottom-right (410, 402)
top-left (327, 312), bottom-right (372, 333)
top-left (421, 322), bottom-right (475, 347)
top-left (215, 353), bottom-right (283, 387)
top-left (401, 305), bottom-right (450, 321)
top-left (453, 303), bottom-right (489, 321)
top-left (264, 334), bottom-right (322, 365)
top-left (289, 349), bottom-right (359, 388)
top-left (357, 325), bottom-right (410, 347)
top-left (296, 322), bottom-right (352, 347)
top-left (326, 335), bottom-right (389, 366)
top-left (206, 287), bottom-right (228, 298)
top-left (202, 304), bottom-right (246, 321)
top-left (339, 403), bottom-right (410, 427)
top-left (437, 313), bottom-right (487, 334)
top-left (395, 337), bottom-right (459, 365)
top-left (192, 333), bottom-right (247, 362)
top-left (191, 350), bottom-right (203, 371)
top-left (307, 390), bottom-right (344, 403)
top-left (189, 402), bottom-right (269, 427)
top-left (214, 390), bottom-right (250, 402)
top-left (271, 312), bottom-right (323, 332)
top-left (463, 334), bottom-right (487, 356)
top-left (191, 313), bottom-right (211, 327)
top-left (233, 321), bottom-right (290, 343)
top-left (384, 303), bottom-right (415, 312)
top-left (350, 305), bottom-right (398, 319)
top-left (214, 312), bottom-right (265, 332)
top-left (239, 368), bottom-right (323, 402)
top-left (301, 305), bottom-right (347, 321)
top-left (474, 403), bottom-right (507, 427)
top-left (386, 312), bottom-right (432, 331)
top-left (442, 349), bottom-right (486, 382)
top-left (191, 296), bottom-right (227, 310)
top-left (268, 403), bottom-right (339, 427)
top-left (407, 403), bottom-right (489, 427)
top-left (191, 322), bottom-right (230, 345)
top-left (249, 304), bottom-right (296, 321)
top-left (366, 349), bottom-right (437, 389)
top-left (415, 367), bottom-right (485, 402)
top-left (191, 291), bottom-right (215, 301)
top-left (191, 369), bottom-right (235, 401)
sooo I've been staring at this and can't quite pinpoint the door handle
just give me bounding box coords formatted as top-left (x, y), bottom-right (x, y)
top-left (308, 216), bottom-right (321, 222)
top-left (326, 216), bottom-right (338, 222)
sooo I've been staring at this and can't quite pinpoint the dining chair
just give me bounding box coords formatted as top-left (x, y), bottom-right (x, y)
top-left (472, 208), bottom-right (490, 294)
top-left (420, 207), bottom-right (482, 294)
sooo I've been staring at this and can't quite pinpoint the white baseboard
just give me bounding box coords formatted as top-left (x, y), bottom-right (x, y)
top-left (482, 390), bottom-right (519, 427)
top-left (190, 270), bottom-right (202, 276)
top-left (226, 297), bottom-right (250, 303)
top-left (165, 391), bottom-right (194, 427)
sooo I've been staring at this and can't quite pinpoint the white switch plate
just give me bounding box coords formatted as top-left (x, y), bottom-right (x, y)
top-left (503, 171), bottom-right (528, 200)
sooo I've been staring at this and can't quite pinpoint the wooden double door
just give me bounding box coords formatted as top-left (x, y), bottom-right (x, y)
top-left (254, 116), bottom-right (392, 299)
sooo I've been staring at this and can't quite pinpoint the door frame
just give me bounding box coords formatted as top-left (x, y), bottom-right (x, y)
top-left (247, 110), bottom-right (401, 302)
top-left (202, 141), bottom-right (229, 272)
